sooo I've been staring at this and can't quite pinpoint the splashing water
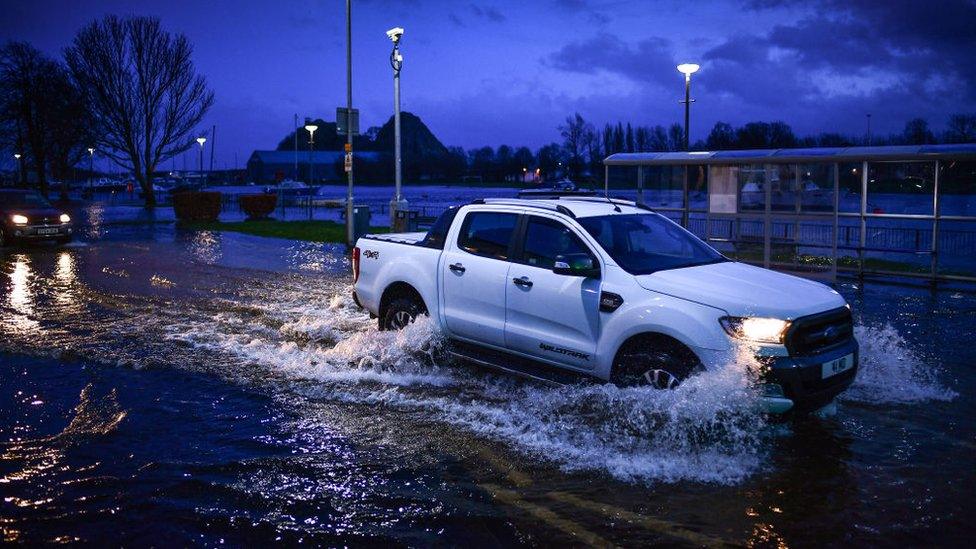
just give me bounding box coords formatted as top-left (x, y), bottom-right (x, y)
top-left (844, 324), bottom-right (957, 404)
top-left (164, 286), bottom-right (769, 485)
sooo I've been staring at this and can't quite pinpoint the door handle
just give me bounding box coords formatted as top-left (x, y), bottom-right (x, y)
top-left (449, 263), bottom-right (466, 274)
top-left (512, 276), bottom-right (533, 288)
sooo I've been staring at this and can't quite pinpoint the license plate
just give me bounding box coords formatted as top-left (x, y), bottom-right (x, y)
top-left (37, 228), bottom-right (58, 235)
top-left (822, 353), bottom-right (854, 379)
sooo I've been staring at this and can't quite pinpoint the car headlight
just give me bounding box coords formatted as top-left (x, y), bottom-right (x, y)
top-left (60, 213), bottom-right (71, 223)
top-left (11, 214), bottom-right (28, 225)
top-left (720, 316), bottom-right (790, 344)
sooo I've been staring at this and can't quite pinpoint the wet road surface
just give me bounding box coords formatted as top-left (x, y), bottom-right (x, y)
top-left (1, 223), bottom-right (973, 546)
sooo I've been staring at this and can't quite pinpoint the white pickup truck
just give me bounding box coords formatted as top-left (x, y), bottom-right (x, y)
top-left (352, 196), bottom-right (857, 414)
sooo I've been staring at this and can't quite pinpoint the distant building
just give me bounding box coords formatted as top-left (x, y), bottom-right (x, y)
top-left (246, 150), bottom-right (381, 183)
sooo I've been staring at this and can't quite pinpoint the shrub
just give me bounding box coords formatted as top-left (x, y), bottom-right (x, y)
top-left (239, 194), bottom-right (277, 219)
top-left (173, 191), bottom-right (222, 222)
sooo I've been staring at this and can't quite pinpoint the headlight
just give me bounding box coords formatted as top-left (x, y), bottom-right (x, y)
top-left (11, 214), bottom-right (28, 225)
top-left (720, 316), bottom-right (790, 344)
top-left (60, 213), bottom-right (71, 223)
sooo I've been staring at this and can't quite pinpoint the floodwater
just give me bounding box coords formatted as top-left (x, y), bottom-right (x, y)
top-left (1, 222), bottom-right (972, 546)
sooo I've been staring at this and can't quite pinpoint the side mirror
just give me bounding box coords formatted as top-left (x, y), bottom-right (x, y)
top-left (553, 253), bottom-right (600, 278)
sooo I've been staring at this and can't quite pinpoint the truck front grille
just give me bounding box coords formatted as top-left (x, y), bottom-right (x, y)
top-left (785, 307), bottom-right (854, 356)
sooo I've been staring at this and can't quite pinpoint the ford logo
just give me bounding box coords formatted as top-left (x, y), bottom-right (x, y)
top-left (823, 326), bottom-right (837, 339)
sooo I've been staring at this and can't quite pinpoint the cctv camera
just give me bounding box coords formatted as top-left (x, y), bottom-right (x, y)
top-left (386, 27), bottom-right (404, 42)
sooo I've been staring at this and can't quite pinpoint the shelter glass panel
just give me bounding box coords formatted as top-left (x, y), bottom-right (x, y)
top-left (938, 160), bottom-right (976, 217)
top-left (867, 161), bottom-right (935, 215)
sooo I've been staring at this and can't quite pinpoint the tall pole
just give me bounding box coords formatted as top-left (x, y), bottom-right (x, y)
top-left (14, 153), bottom-right (22, 186)
top-left (345, 0), bottom-right (355, 245)
top-left (87, 148), bottom-right (94, 195)
top-left (308, 128), bottom-right (315, 184)
top-left (683, 75), bottom-right (691, 151)
top-left (677, 63), bottom-right (699, 151)
top-left (293, 113), bottom-right (298, 179)
top-left (389, 29), bottom-right (406, 230)
top-left (209, 124), bottom-right (216, 180)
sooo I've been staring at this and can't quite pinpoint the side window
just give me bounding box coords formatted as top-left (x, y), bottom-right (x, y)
top-left (420, 206), bottom-right (460, 249)
top-left (521, 216), bottom-right (593, 269)
top-left (458, 211), bottom-right (518, 260)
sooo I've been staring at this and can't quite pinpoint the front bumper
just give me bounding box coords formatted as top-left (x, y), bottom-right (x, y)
top-left (9, 224), bottom-right (73, 241)
top-left (764, 338), bottom-right (859, 414)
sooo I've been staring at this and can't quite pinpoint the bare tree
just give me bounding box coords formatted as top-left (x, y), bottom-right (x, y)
top-left (65, 16), bottom-right (214, 206)
top-left (0, 42), bottom-right (79, 194)
top-left (559, 112), bottom-right (592, 179)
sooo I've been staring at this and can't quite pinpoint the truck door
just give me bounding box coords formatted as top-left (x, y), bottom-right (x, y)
top-left (504, 215), bottom-right (601, 370)
top-left (441, 210), bottom-right (518, 347)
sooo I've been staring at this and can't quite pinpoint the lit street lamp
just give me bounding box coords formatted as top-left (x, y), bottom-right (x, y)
top-left (13, 153), bottom-right (22, 185)
top-left (677, 63), bottom-right (700, 151)
top-left (87, 148), bottom-right (95, 196)
top-left (196, 137), bottom-right (207, 186)
top-left (304, 122), bottom-right (318, 184)
top-left (387, 26), bottom-right (407, 230)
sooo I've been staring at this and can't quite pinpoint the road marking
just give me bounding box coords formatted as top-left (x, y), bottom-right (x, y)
top-left (480, 483), bottom-right (618, 548)
top-left (546, 490), bottom-right (730, 548)
top-left (468, 441), bottom-right (734, 546)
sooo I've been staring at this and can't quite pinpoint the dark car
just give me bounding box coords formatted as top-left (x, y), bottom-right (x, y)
top-left (0, 189), bottom-right (74, 247)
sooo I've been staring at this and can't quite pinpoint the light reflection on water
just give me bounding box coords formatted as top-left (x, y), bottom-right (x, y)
top-left (189, 230), bottom-right (222, 263)
top-left (4, 254), bottom-right (39, 335)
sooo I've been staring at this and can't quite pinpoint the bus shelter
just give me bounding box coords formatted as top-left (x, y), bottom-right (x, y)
top-left (603, 144), bottom-right (976, 283)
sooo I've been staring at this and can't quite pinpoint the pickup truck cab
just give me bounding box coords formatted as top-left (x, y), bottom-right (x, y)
top-left (353, 197), bottom-right (857, 414)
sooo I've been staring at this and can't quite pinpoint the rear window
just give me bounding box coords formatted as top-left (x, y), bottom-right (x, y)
top-left (420, 206), bottom-right (460, 249)
top-left (458, 211), bottom-right (518, 260)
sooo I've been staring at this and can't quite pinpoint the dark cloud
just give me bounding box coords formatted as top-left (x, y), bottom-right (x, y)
top-left (553, 0), bottom-right (611, 24)
top-left (470, 3), bottom-right (506, 22)
top-left (547, 33), bottom-right (674, 88)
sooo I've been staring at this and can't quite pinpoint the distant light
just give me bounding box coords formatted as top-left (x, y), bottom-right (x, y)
top-left (13, 153), bottom-right (21, 159)
top-left (87, 148), bottom-right (94, 155)
top-left (677, 63), bottom-right (700, 76)
top-left (305, 124), bottom-right (319, 134)
top-left (196, 137), bottom-right (207, 147)
top-left (688, 151), bottom-right (710, 155)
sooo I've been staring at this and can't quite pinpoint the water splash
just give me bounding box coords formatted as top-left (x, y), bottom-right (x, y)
top-left (844, 324), bottom-right (957, 404)
top-left (168, 286), bottom-right (768, 485)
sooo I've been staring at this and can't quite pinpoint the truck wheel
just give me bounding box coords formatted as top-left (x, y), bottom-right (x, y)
top-left (611, 336), bottom-right (701, 389)
top-left (381, 296), bottom-right (426, 331)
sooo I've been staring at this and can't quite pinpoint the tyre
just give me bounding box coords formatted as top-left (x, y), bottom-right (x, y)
top-left (380, 296), bottom-right (427, 331)
top-left (611, 335), bottom-right (702, 389)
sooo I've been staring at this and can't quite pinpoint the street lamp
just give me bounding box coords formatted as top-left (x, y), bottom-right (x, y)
top-left (304, 123), bottom-right (318, 185)
top-left (13, 153), bottom-right (22, 186)
top-left (677, 63), bottom-right (700, 151)
top-left (196, 137), bottom-right (207, 186)
top-left (87, 148), bottom-right (94, 196)
top-left (387, 26), bottom-right (407, 230)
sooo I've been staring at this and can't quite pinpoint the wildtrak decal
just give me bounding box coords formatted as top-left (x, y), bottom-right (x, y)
top-left (363, 249), bottom-right (380, 259)
top-left (539, 342), bottom-right (590, 361)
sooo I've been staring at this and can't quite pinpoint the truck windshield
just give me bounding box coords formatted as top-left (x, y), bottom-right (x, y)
top-left (578, 213), bottom-right (726, 275)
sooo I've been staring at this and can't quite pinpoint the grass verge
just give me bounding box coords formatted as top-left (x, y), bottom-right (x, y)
top-left (182, 220), bottom-right (389, 243)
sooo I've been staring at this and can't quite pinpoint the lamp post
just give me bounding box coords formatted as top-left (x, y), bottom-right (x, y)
top-left (345, 0), bottom-right (355, 245)
top-left (677, 63), bottom-right (700, 151)
top-left (304, 123), bottom-right (318, 184)
top-left (13, 153), bottom-right (22, 186)
top-left (87, 148), bottom-right (94, 196)
top-left (196, 137), bottom-right (207, 186)
top-left (387, 27), bottom-right (406, 230)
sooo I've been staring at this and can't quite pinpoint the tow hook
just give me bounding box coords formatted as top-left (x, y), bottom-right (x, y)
top-left (760, 383), bottom-right (794, 414)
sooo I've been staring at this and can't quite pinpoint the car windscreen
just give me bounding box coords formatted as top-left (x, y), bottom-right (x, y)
top-left (578, 213), bottom-right (726, 275)
top-left (0, 191), bottom-right (51, 207)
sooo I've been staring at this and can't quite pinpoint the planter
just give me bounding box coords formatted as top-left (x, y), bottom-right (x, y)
top-left (173, 191), bottom-right (221, 222)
